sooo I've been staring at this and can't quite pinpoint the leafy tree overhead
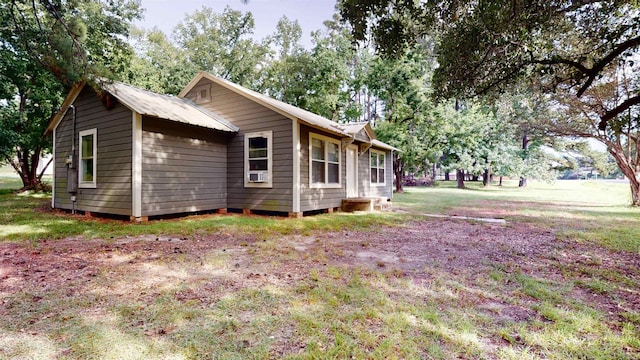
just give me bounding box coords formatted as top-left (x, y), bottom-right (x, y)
top-left (0, 0), bottom-right (142, 190)
top-left (340, 1), bottom-right (639, 124)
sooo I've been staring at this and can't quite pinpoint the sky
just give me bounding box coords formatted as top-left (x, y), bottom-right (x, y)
top-left (135, 0), bottom-right (339, 48)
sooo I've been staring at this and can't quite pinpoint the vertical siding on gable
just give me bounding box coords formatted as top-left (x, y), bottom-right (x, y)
top-left (54, 88), bottom-right (133, 215)
top-left (358, 147), bottom-right (393, 200)
top-left (141, 117), bottom-right (228, 216)
top-left (299, 124), bottom-right (346, 212)
top-left (184, 79), bottom-right (293, 212)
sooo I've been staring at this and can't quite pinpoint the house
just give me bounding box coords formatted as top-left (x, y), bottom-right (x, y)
top-left (46, 72), bottom-right (399, 221)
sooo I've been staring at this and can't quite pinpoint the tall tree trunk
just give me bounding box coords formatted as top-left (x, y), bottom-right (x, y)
top-left (444, 172), bottom-right (450, 181)
top-left (432, 162), bottom-right (437, 182)
top-left (607, 142), bottom-right (640, 206)
top-left (456, 169), bottom-right (465, 189)
top-left (10, 148), bottom-right (47, 191)
top-left (394, 154), bottom-right (404, 193)
top-left (519, 132), bottom-right (530, 187)
top-left (499, 176), bottom-right (503, 187)
top-left (482, 168), bottom-right (490, 186)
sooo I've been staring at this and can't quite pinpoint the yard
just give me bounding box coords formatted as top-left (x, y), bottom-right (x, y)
top-left (1, 178), bottom-right (639, 359)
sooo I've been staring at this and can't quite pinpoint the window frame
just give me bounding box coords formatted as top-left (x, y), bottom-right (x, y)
top-left (191, 84), bottom-right (211, 104)
top-left (244, 131), bottom-right (273, 188)
top-left (78, 128), bottom-right (97, 189)
top-left (370, 149), bottom-right (386, 186)
top-left (309, 133), bottom-right (342, 189)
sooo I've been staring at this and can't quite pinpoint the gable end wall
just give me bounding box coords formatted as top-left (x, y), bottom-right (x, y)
top-left (185, 78), bottom-right (293, 212)
top-left (53, 88), bottom-right (133, 215)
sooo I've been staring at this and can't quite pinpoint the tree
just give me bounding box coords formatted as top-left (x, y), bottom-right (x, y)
top-left (173, 6), bottom-right (270, 87)
top-left (365, 48), bottom-right (434, 192)
top-left (548, 62), bottom-right (640, 203)
top-left (127, 27), bottom-right (197, 95)
top-left (0, 0), bottom-right (141, 190)
top-left (340, 0), bottom-right (640, 204)
top-left (261, 16), bottom-right (314, 107)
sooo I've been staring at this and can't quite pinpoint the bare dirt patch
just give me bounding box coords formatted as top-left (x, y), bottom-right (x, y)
top-left (1, 217), bottom-right (639, 357)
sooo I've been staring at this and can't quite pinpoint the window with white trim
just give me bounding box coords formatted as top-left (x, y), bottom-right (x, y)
top-left (370, 150), bottom-right (385, 186)
top-left (78, 128), bottom-right (97, 188)
top-left (244, 131), bottom-right (273, 187)
top-left (310, 133), bottom-right (341, 188)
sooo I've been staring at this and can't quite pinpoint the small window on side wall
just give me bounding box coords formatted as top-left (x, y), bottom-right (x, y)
top-left (78, 128), bottom-right (97, 188)
top-left (370, 150), bottom-right (385, 186)
top-left (244, 131), bottom-right (273, 187)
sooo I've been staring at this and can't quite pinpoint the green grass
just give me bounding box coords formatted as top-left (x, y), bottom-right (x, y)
top-left (1, 179), bottom-right (639, 359)
top-left (0, 188), bottom-right (405, 242)
top-left (397, 179), bottom-right (640, 253)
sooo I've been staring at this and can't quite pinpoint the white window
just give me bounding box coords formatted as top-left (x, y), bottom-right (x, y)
top-left (370, 150), bottom-right (386, 186)
top-left (310, 133), bottom-right (341, 188)
top-left (244, 131), bottom-right (273, 188)
top-left (78, 128), bottom-right (97, 188)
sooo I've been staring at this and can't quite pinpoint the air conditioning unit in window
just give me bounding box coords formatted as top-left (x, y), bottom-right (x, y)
top-left (248, 171), bottom-right (268, 183)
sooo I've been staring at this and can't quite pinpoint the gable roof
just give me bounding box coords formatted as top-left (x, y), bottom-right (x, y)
top-left (343, 122), bottom-right (375, 142)
top-left (46, 81), bottom-right (238, 134)
top-left (179, 72), bottom-right (351, 137)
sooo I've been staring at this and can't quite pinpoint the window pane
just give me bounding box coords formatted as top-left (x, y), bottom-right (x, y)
top-left (83, 159), bottom-right (93, 181)
top-left (379, 153), bottom-right (385, 167)
top-left (81, 135), bottom-right (93, 159)
top-left (327, 142), bottom-right (339, 162)
top-left (328, 163), bottom-right (339, 183)
top-left (249, 159), bottom-right (268, 171)
top-left (370, 153), bottom-right (377, 167)
top-left (312, 138), bottom-right (324, 160)
top-left (379, 169), bottom-right (385, 183)
top-left (249, 149), bottom-right (267, 159)
top-left (371, 168), bottom-right (377, 183)
top-left (249, 137), bottom-right (267, 150)
top-left (312, 161), bottom-right (325, 183)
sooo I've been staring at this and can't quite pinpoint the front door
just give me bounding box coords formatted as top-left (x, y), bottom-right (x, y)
top-left (346, 145), bottom-right (358, 198)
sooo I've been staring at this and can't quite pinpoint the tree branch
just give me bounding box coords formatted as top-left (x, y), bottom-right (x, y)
top-left (598, 94), bottom-right (640, 130)
top-left (37, 155), bottom-right (53, 180)
top-left (577, 35), bottom-right (640, 97)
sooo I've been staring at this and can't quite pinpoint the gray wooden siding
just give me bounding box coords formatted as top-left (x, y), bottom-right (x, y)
top-left (141, 117), bottom-right (228, 216)
top-left (358, 147), bottom-right (393, 200)
top-left (299, 124), bottom-right (346, 212)
top-left (53, 87), bottom-right (133, 215)
top-left (184, 78), bottom-right (293, 212)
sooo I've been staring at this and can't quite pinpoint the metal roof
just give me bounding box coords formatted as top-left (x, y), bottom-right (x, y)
top-left (103, 81), bottom-right (238, 133)
top-left (371, 139), bottom-right (401, 152)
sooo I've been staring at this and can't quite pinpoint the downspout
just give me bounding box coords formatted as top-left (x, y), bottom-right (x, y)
top-left (69, 105), bottom-right (77, 214)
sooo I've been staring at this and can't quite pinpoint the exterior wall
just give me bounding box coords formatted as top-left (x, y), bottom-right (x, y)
top-left (53, 87), bottom-right (133, 215)
top-left (141, 117), bottom-right (228, 216)
top-left (300, 124), bottom-right (346, 212)
top-left (184, 78), bottom-right (293, 212)
top-left (358, 147), bottom-right (394, 200)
